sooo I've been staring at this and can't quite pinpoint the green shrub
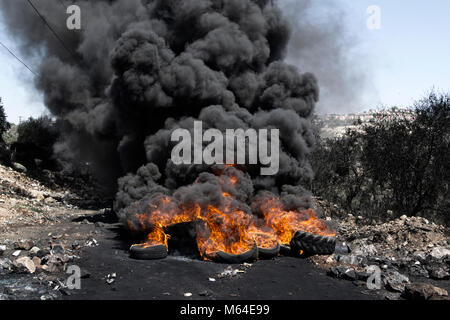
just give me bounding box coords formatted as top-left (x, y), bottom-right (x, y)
top-left (312, 93), bottom-right (450, 225)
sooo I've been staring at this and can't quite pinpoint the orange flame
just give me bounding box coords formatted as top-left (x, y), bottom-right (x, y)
top-left (131, 169), bottom-right (335, 259)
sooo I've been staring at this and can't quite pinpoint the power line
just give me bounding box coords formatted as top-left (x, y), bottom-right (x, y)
top-left (26, 0), bottom-right (79, 63)
top-left (0, 40), bottom-right (38, 76)
top-left (57, 0), bottom-right (68, 11)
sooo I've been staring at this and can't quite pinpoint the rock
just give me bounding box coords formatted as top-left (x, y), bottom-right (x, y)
top-left (32, 256), bottom-right (42, 269)
top-left (429, 247), bottom-right (450, 260)
top-left (384, 292), bottom-right (401, 300)
top-left (0, 245), bottom-right (6, 256)
top-left (334, 243), bottom-right (351, 254)
top-left (337, 255), bottom-right (364, 266)
top-left (36, 249), bottom-right (50, 258)
top-left (343, 269), bottom-right (358, 281)
top-left (402, 283), bottom-right (448, 300)
top-left (198, 290), bottom-right (209, 297)
top-left (29, 247), bottom-right (41, 256)
top-left (327, 266), bottom-right (357, 281)
top-left (413, 251), bottom-right (427, 261)
top-left (14, 240), bottom-right (34, 251)
top-left (353, 244), bottom-right (377, 257)
top-left (12, 250), bottom-right (21, 257)
top-left (408, 264), bottom-right (429, 278)
top-left (44, 197), bottom-right (56, 204)
top-left (384, 271), bottom-right (409, 293)
top-left (429, 268), bottom-right (450, 280)
top-left (0, 258), bottom-right (13, 270)
top-left (14, 256), bottom-right (36, 274)
top-left (51, 244), bottom-right (65, 256)
top-left (12, 162), bottom-right (27, 173)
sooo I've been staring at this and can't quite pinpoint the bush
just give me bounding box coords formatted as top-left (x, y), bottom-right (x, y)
top-left (0, 102), bottom-right (11, 164)
top-left (312, 93), bottom-right (450, 225)
top-left (11, 116), bottom-right (59, 170)
top-left (0, 102), bottom-right (9, 137)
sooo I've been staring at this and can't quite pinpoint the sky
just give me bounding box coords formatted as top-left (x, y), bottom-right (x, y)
top-left (0, 0), bottom-right (449, 123)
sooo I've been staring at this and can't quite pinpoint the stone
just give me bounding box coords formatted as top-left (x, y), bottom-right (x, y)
top-left (385, 271), bottom-right (409, 293)
top-left (0, 258), bottom-right (13, 270)
top-left (327, 266), bottom-right (357, 281)
top-left (337, 255), bottom-right (364, 266)
top-left (353, 244), bottom-right (377, 257)
top-left (32, 256), bottom-right (42, 270)
top-left (29, 247), bottom-right (41, 256)
top-left (51, 244), bottom-right (65, 256)
top-left (14, 240), bottom-right (34, 251)
top-left (14, 256), bottom-right (36, 274)
top-left (429, 247), bottom-right (450, 260)
top-left (12, 162), bottom-right (27, 173)
top-left (44, 197), bottom-right (56, 204)
top-left (0, 245), bottom-right (6, 256)
top-left (12, 250), bottom-right (21, 257)
top-left (402, 283), bottom-right (448, 300)
top-left (198, 290), bottom-right (209, 297)
top-left (384, 292), bottom-right (401, 300)
top-left (343, 269), bottom-right (358, 281)
top-left (429, 268), bottom-right (450, 280)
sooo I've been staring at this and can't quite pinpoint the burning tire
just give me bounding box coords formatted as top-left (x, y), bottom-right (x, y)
top-left (279, 244), bottom-right (292, 256)
top-left (258, 243), bottom-right (280, 259)
top-left (129, 244), bottom-right (168, 260)
top-left (290, 231), bottom-right (336, 256)
top-left (205, 245), bottom-right (258, 264)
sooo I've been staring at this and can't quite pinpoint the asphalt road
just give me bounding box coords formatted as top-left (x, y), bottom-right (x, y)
top-left (66, 223), bottom-right (376, 300)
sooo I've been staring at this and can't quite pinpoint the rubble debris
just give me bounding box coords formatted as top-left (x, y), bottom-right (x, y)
top-left (0, 258), bottom-right (13, 271)
top-left (29, 247), bottom-right (40, 256)
top-left (384, 271), bottom-right (410, 293)
top-left (106, 273), bottom-right (117, 285)
top-left (429, 247), bottom-right (450, 260)
top-left (15, 240), bottom-right (35, 251)
top-left (402, 283), bottom-right (448, 300)
top-left (85, 238), bottom-right (99, 247)
top-left (309, 207), bottom-right (449, 300)
top-left (217, 266), bottom-right (246, 279)
top-left (0, 245), bottom-right (5, 255)
top-left (13, 257), bottom-right (36, 274)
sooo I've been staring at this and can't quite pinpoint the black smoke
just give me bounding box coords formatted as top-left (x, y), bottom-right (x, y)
top-left (1, 0), bottom-right (322, 231)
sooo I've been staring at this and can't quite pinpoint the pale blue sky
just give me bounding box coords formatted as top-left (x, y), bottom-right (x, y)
top-left (1, 0), bottom-right (449, 123)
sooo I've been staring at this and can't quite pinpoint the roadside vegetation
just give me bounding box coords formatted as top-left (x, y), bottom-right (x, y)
top-left (312, 93), bottom-right (450, 226)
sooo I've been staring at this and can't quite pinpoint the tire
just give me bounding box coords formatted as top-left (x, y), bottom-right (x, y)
top-left (290, 231), bottom-right (336, 256)
top-left (130, 244), bottom-right (168, 260)
top-left (279, 244), bottom-right (292, 256)
top-left (258, 243), bottom-right (280, 260)
top-left (205, 245), bottom-right (258, 264)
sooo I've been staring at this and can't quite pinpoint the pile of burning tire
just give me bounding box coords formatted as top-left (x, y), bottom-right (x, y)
top-left (130, 228), bottom-right (336, 263)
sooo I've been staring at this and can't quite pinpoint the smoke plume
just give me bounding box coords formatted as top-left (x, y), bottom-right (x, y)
top-left (0, 0), bottom-right (338, 235)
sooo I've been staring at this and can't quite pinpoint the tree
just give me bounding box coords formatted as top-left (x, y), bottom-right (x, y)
top-left (0, 98), bottom-right (10, 138)
top-left (311, 93), bottom-right (449, 225)
top-left (12, 116), bottom-right (59, 170)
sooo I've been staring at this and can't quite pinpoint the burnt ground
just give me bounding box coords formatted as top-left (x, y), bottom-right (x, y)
top-left (66, 220), bottom-right (377, 300)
